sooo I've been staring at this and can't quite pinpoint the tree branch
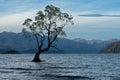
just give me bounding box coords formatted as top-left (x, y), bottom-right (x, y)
top-left (51, 45), bottom-right (62, 51)
top-left (33, 34), bottom-right (40, 50)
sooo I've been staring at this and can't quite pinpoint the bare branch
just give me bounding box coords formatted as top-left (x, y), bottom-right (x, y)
top-left (51, 45), bottom-right (62, 51)
top-left (33, 34), bottom-right (40, 50)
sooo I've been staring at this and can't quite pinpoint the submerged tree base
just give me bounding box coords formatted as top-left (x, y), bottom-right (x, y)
top-left (32, 58), bottom-right (42, 62)
top-left (32, 58), bottom-right (45, 62)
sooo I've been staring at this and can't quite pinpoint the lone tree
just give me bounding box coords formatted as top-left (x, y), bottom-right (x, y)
top-left (22, 5), bottom-right (73, 62)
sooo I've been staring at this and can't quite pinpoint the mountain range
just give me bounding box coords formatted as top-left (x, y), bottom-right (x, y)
top-left (0, 32), bottom-right (119, 54)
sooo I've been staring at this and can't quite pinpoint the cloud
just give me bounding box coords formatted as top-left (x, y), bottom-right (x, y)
top-left (65, 15), bottom-right (120, 39)
top-left (64, 14), bottom-right (120, 39)
top-left (79, 14), bottom-right (120, 17)
top-left (73, 15), bottom-right (120, 27)
top-left (0, 0), bottom-right (48, 16)
top-left (0, 10), bottom-right (37, 32)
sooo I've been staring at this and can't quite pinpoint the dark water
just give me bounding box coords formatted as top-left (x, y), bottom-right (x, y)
top-left (0, 54), bottom-right (120, 80)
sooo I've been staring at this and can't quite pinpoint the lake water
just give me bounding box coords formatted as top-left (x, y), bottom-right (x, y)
top-left (0, 54), bottom-right (120, 80)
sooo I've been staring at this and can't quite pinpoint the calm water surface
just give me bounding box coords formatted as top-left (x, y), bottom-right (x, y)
top-left (0, 54), bottom-right (120, 80)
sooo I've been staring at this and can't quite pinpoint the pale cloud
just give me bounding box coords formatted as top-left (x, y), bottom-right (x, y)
top-left (64, 15), bottom-right (120, 39)
top-left (73, 15), bottom-right (120, 28)
top-left (0, 11), bottom-right (120, 33)
top-left (0, 10), bottom-right (37, 32)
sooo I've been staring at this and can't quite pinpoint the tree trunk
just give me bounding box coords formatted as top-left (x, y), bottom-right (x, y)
top-left (32, 51), bottom-right (42, 62)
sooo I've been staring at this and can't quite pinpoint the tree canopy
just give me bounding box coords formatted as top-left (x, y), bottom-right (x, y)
top-left (22, 5), bottom-right (73, 62)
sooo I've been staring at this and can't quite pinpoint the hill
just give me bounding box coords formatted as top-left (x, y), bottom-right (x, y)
top-left (0, 32), bottom-right (118, 53)
top-left (99, 41), bottom-right (120, 53)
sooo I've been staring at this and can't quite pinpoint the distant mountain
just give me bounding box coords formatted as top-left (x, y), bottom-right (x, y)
top-left (74, 38), bottom-right (119, 44)
top-left (99, 41), bottom-right (120, 53)
top-left (74, 38), bottom-right (103, 44)
top-left (0, 32), bottom-right (119, 53)
top-left (73, 38), bottom-right (119, 53)
top-left (0, 32), bottom-right (36, 53)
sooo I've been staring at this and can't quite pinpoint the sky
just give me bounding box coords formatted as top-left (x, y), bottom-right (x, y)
top-left (0, 0), bottom-right (120, 40)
